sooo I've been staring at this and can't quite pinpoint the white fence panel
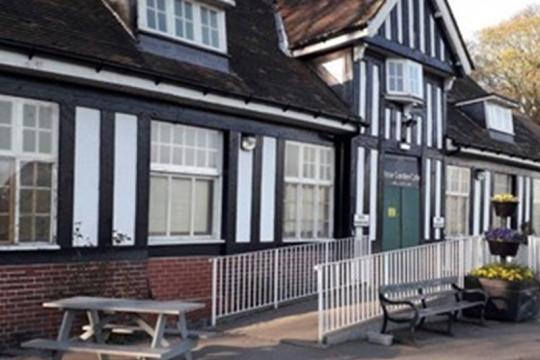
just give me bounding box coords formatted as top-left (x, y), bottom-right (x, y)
top-left (210, 236), bottom-right (370, 325)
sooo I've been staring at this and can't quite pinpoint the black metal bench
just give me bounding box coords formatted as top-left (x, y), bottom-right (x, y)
top-left (379, 277), bottom-right (488, 343)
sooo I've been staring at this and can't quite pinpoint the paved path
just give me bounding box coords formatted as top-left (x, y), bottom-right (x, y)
top-left (5, 299), bottom-right (540, 360)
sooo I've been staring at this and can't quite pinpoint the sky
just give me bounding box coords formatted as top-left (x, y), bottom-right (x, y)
top-left (448, 0), bottom-right (540, 40)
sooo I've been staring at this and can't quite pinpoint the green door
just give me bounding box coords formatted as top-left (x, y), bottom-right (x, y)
top-left (382, 156), bottom-right (421, 251)
top-left (382, 186), bottom-right (402, 251)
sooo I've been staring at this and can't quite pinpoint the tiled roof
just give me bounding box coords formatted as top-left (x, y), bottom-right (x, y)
top-left (276, 0), bottom-right (385, 49)
top-left (0, 0), bottom-right (354, 122)
top-left (448, 78), bottom-right (540, 162)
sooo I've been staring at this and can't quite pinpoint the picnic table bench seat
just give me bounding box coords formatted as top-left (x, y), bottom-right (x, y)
top-left (379, 276), bottom-right (488, 343)
top-left (22, 297), bottom-right (204, 360)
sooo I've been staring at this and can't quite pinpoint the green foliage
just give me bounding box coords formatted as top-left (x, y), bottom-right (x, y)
top-left (471, 263), bottom-right (535, 282)
top-left (470, 5), bottom-right (540, 125)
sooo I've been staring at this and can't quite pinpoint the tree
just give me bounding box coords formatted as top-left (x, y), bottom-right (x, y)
top-left (470, 5), bottom-right (540, 125)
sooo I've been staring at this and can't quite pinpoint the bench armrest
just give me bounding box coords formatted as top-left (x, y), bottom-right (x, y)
top-left (379, 294), bottom-right (419, 317)
top-left (452, 284), bottom-right (488, 303)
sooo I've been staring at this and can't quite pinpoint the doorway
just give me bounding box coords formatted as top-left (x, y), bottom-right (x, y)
top-left (382, 155), bottom-right (421, 251)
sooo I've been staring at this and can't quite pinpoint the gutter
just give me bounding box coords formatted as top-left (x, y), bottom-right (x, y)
top-left (455, 144), bottom-right (540, 171)
top-left (0, 41), bottom-right (359, 131)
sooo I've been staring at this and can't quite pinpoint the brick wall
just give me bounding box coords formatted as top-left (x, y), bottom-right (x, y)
top-left (147, 257), bottom-right (213, 322)
top-left (0, 256), bottom-right (212, 350)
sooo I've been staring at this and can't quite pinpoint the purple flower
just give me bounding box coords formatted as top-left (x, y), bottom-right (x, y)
top-left (484, 228), bottom-right (525, 243)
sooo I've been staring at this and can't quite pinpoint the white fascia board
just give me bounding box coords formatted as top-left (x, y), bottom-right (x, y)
top-left (289, 1), bottom-right (473, 75)
top-left (455, 95), bottom-right (519, 109)
top-left (459, 146), bottom-right (540, 170)
top-left (291, 28), bottom-right (369, 58)
top-left (0, 48), bottom-right (355, 132)
top-left (433, 0), bottom-right (472, 74)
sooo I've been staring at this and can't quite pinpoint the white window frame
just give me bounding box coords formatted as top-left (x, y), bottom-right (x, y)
top-left (445, 166), bottom-right (470, 237)
top-left (148, 121), bottom-right (223, 245)
top-left (138, 0), bottom-right (228, 53)
top-left (0, 94), bottom-right (58, 247)
top-left (386, 59), bottom-right (424, 100)
top-left (533, 178), bottom-right (540, 235)
top-left (283, 141), bottom-right (334, 242)
top-left (485, 102), bottom-right (514, 135)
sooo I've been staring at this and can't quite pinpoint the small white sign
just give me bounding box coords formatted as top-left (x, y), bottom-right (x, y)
top-left (354, 214), bottom-right (371, 228)
top-left (433, 217), bottom-right (446, 229)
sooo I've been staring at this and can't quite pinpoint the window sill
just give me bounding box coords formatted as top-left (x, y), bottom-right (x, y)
top-left (385, 93), bottom-right (424, 105)
top-left (149, 238), bottom-right (225, 246)
top-left (0, 243), bottom-right (60, 251)
top-left (282, 238), bottom-right (335, 244)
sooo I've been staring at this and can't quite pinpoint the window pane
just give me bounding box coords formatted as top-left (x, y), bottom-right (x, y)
top-left (318, 187), bottom-right (331, 238)
top-left (0, 215), bottom-right (10, 243)
top-left (194, 179), bottom-right (213, 235)
top-left (36, 190), bottom-right (51, 213)
top-left (38, 131), bottom-right (52, 154)
top-left (20, 162), bottom-right (35, 186)
top-left (23, 104), bottom-right (37, 127)
top-left (149, 176), bottom-right (168, 236)
top-left (35, 216), bottom-right (50, 242)
top-left (0, 158), bottom-right (13, 244)
top-left (301, 185), bottom-right (315, 238)
top-left (0, 127), bottom-right (11, 151)
top-left (170, 178), bottom-right (191, 236)
top-left (18, 216), bottom-right (33, 242)
top-left (284, 184), bottom-right (297, 238)
top-left (0, 101), bottom-right (12, 125)
top-left (23, 129), bottom-right (36, 152)
top-left (39, 106), bottom-right (53, 129)
top-left (285, 144), bottom-right (299, 178)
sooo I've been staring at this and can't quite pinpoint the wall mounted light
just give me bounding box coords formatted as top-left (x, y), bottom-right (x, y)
top-left (241, 134), bottom-right (257, 152)
top-left (474, 169), bottom-right (487, 181)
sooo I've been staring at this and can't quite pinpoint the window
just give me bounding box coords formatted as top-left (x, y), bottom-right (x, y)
top-left (284, 142), bottom-right (334, 241)
top-left (140, 0), bottom-right (227, 52)
top-left (486, 103), bottom-right (514, 134)
top-left (386, 59), bottom-right (424, 99)
top-left (445, 166), bottom-right (470, 237)
top-left (149, 121), bottom-right (222, 242)
top-left (533, 179), bottom-right (540, 235)
top-left (0, 95), bottom-right (58, 245)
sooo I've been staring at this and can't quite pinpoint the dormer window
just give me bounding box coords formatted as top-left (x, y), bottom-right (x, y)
top-left (386, 59), bottom-right (424, 102)
top-left (139, 0), bottom-right (227, 52)
top-left (486, 103), bottom-right (514, 134)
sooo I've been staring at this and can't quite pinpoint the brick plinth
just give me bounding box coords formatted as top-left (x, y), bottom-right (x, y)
top-left (0, 256), bottom-right (212, 350)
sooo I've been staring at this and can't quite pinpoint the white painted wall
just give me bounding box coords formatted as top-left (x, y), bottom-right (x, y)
top-left (73, 107), bottom-right (101, 247)
top-left (260, 137), bottom-right (277, 242)
top-left (369, 150), bottom-right (379, 241)
top-left (424, 159), bottom-right (432, 240)
top-left (113, 113), bottom-right (138, 246)
top-left (236, 142), bottom-right (254, 243)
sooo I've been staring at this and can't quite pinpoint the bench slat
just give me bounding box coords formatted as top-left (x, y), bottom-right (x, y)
top-left (381, 277), bottom-right (459, 294)
top-left (418, 301), bottom-right (485, 317)
top-left (22, 339), bottom-right (168, 359)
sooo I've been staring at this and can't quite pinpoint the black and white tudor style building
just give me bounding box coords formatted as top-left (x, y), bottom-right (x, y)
top-left (1, 0), bottom-right (540, 345)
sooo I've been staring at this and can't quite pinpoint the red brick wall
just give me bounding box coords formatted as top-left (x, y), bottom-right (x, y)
top-left (0, 256), bottom-right (212, 350)
top-left (147, 257), bottom-right (212, 322)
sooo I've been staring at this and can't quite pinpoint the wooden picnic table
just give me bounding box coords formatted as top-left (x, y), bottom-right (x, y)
top-left (22, 296), bottom-right (205, 360)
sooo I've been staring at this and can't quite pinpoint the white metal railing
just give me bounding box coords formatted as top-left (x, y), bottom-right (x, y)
top-left (315, 236), bottom-right (502, 342)
top-left (210, 236), bottom-right (371, 325)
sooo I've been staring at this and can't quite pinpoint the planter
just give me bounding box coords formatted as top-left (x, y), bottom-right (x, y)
top-left (492, 201), bottom-right (518, 217)
top-left (464, 275), bottom-right (540, 322)
top-left (487, 240), bottom-right (521, 258)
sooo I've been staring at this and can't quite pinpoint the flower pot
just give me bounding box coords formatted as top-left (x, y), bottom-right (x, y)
top-left (464, 275), bottom-right (540, 322)
top-left (487, 240), bottom-right (521, 258)
top-left (492, 201), bottom-right (518, 217)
